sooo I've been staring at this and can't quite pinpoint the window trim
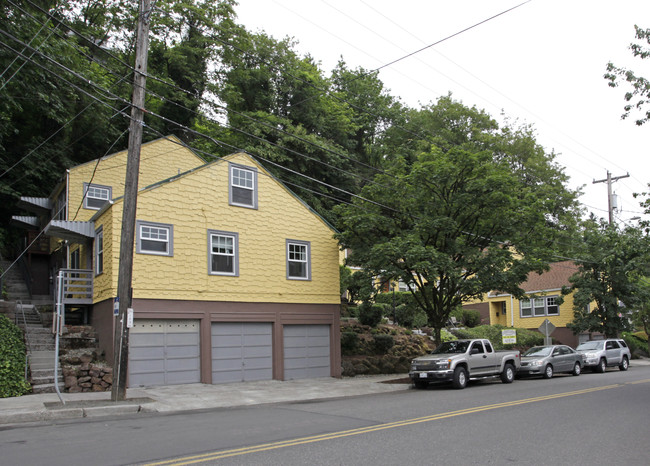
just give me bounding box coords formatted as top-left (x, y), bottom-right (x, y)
top-left (229, 163), bottom-right (258, 209)
top-left (286, 239), bottom-right (311, 281)
top-left (95, 226), bottom-right (104, 276)
top-left (520, 295), bottom-right (560, 318)
top-left (136, 220), bottom-right (174, 257)
top-left (83, 183), bottom-right (112, 210)
top-left (208, 229), bottom-right (239, 276)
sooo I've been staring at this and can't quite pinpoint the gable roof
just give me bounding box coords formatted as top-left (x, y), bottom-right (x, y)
top-left (106, 151), bottom-right (338, 234)
top-left (520, 260), bottom-right (578, 292)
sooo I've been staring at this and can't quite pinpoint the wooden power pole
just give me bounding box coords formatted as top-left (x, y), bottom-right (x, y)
top-left (593, 170), bottom-right (630, 225)
top-left (112, 0), bottom-right (152, 402)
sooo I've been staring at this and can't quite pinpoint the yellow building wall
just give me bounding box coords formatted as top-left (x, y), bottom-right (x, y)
top-left (67, 136), bottom-right (203, 223)
top-left (476, 292), bottom-right (576, 329)
top-left (95, 153), bottom-right (340, 305)
top-left (92, 207), bottom-right (118, 304)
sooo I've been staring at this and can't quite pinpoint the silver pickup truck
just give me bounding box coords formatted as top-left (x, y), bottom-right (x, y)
top-left (409, 339), bottom-right (521, 389)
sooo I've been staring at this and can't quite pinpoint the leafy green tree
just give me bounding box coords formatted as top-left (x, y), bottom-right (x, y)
top-left (336, 99), bottom-right (580, 344)
top-left (605, 25), bottom-right (650, 125)
top-left (566, 217), bottom-right (649, 337)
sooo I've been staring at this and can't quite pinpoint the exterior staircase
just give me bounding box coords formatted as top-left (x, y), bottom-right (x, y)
top-left (15, 303), bottom-right (64, 394)
top-left (2, 259), bottom-right (62, 394)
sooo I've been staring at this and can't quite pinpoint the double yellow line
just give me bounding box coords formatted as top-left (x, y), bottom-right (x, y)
top-left (145, 380), bottom-right (650, 465)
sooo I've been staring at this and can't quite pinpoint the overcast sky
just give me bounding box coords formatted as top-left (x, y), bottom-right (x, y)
top-left (235, 0), bottom-right (650, 225)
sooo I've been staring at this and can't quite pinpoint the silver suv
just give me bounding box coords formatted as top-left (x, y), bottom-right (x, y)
top-left (576, 339), bottom-right (631, 373)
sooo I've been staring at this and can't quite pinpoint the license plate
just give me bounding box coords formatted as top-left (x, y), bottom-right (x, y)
top-left (419, 373), bottom-right (427, 378)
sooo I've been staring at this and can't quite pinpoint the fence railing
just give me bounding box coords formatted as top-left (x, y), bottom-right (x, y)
top-left (56, 269), bottom-right (93, 304)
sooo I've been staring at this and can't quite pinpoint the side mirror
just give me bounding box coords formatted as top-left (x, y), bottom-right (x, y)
top-left (471, 347), bottom-right (480, 355)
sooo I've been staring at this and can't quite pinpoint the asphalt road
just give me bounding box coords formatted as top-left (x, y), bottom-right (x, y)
top-left (2, 366), bottom-right (649, 466)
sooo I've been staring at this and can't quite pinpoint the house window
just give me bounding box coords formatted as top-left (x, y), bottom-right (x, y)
top-left (286, 240), bottom-right (310, 280)
top-left (70, 248), bottom-right (80, 270)
top-left (208, 230), bottom-right (238, 276)
top-left (83, 183), bottom-right (112, 210)
top-left (95, 227), bottom-right (103, 275)
top-left (398, 279), bottom-right (409, 292)
top-left (136, 221), bottom-right (173, 256)
top-left (520, 296), bottom-right (560, 318)
top-left (229, 164), bottom-right (257, 208)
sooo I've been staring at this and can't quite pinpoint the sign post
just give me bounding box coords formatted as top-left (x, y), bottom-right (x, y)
top-left (538, 319), bottom-right (556, 345)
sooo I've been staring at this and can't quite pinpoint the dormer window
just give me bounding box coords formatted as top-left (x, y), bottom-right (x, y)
top-left (229, 164), bottom-right (257, 209)
top-left (83, 183), bottom-right (112, 210)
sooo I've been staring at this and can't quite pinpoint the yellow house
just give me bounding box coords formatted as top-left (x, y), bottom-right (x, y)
top-left (463, 261), bottom-right (589, 347)
top-left (12, 136), bottom-right (342, 386)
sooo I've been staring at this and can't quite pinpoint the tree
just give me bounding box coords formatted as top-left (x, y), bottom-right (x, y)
top-left (336, 99), bottom-right (580, 344)
top-left (566, 217), bottom-right (649, 337)
top-left (605, 25), bottom-right (650, 125)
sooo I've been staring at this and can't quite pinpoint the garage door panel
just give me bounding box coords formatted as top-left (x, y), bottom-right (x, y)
top-left (284, 325), bottom-right (330, 380)
top-left (129, 319), bottom-right (200, 387)
top-left (211, 322), bottom-right (272, 384)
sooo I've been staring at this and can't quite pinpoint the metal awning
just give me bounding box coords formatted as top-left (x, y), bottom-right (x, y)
top-left (45, 220), bottom-right (95, 242)
top-left (17, 196), bottom-right (52, 213)
top-left (11, 215), bottom-right (40, 229)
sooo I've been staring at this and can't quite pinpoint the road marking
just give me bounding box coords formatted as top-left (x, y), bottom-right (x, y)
top-left (144, 380), bottom-right (647, 465)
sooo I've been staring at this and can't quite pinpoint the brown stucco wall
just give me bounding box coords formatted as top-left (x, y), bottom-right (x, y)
top-left (90, 298), bottom-right (341, 383)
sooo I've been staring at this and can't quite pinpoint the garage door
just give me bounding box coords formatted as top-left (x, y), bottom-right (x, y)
top-left (129, 319), bottom-right (201, 387)
top-left (284, 324), bottom-right (330, 380)
top-left (211, 323), bottom-right (273, 384)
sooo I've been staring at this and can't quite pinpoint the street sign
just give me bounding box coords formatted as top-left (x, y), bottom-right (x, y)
top-left (113, 297), bottom-right (119, 316)
top-left (502, 329), bottom-right (517, 344)
top-left (538, 319), bottom-right (556, 336)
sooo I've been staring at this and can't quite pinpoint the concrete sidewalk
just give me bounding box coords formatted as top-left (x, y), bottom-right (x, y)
top-left (0, 374), bottom-right (411, 427)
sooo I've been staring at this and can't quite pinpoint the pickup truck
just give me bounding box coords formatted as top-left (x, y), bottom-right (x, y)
top-left (409, 339), bottom-right (521, 389)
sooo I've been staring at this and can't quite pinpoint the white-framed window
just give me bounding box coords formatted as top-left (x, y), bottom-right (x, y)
top-left (95, 226), bottom-right (103, 275)
top-left (229, 163), bottom-right (257, 209)
top-left (83, 183), bottom-right (112, 210)
top-left (136, 221), bottom-right (173, 256)
top-left (208, 230), bottom-right (238, 276)
top-left (520, 296), bottom-right (560, 318)
top-left (286, 239), bottom-right (310, 280)
top-left (398, 279), bottom-right (409, 292)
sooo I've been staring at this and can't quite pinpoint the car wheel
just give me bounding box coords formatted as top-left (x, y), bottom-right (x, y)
top-left (413, 380), bottom-right (428, 389)
top-left (619, 356), bottom-right (629, 371)
top-left (596, 358), bottom-right (606, 373)
top-left (500, 363), bottom-right (515, 384)
top-left (543, 364), bottom-right (554, 379)
top-left (572, 362), bottom-right (581, 376)
top-left (452, 366), bottom-right (468, 389)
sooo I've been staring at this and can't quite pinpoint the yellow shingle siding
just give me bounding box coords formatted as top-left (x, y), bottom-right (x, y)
top-left (67, 136), bottom-right (203, 223)
top-left (98, 153), bottom-right (340, 305)
top-left (92, 207), bottom-right (117, 304)
top-left (474, 291), bottom-right (576, 329)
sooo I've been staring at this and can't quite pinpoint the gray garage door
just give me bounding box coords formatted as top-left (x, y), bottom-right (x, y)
top-left (129, 319), bottom-right (201, 387)
top-left (211, 322), bottom-right (273, 384)
top-left (283, 324), bottom-right (330, 380)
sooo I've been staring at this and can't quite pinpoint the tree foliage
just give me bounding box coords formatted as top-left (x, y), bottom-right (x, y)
top-left (605, 25), bottom-right (650, 125)
top-left (565, 217), bottom-right (649, 337)
top-left (336, 98), bottom-right (580, 344)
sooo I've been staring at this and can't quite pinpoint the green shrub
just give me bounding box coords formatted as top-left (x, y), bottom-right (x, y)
top-left (412, 310), bottom-right (428, 328)
top-left (461, 309), bottom-right (481, 328)
top-left (358, 302), bottom-right (384, 327)
top-left (0, 315), bottom-right (31, 397)
top-left (341, 331), bottom-right (359, 355)
top-left (622, 332), bottom-right (649, 357)
top-left (452, 325), bottom-right (543, 350)
top-left (373, 334), bottom-right (395, 354)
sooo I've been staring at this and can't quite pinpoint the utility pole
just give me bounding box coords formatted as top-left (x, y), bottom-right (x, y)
top-left (112, 0), bottom-right (152, 402)
top-left (593, 170), bottom-right (630, 225)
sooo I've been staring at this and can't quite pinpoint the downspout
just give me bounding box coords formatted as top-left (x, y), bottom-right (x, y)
top-left (510, 295), bottom-right (514, 327)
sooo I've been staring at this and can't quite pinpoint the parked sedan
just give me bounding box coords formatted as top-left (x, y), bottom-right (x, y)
top-left (518, 345), bottom-right (583, 379)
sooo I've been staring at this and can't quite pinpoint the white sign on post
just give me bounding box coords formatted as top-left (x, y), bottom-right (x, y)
top-left (127, 308), bottom-right (134, 328)
top-left (502, 329), bottom-right (517, 344)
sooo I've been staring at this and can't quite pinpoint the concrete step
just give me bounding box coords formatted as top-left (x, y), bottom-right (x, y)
top-left (31, 374), bottom-right (64, 385)
top-left (32, 382), bottom-right (65, 394)
top-left (28, 343), bottom-right (56, 351)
